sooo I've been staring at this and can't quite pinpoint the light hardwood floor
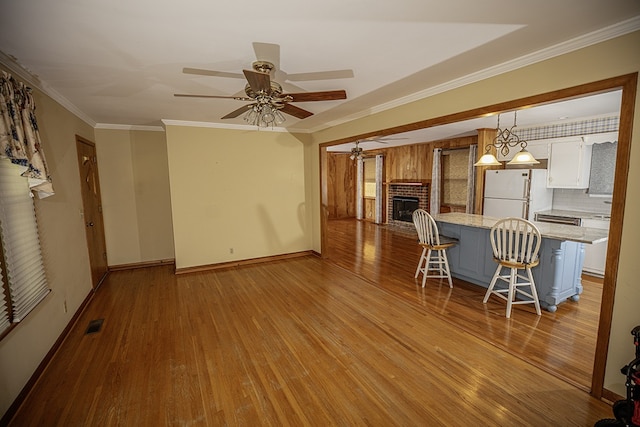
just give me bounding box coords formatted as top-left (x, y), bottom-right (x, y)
top-left (324, 218), bottom-right (604, 391)
top-left (8, 219), bottom-right (611, 426)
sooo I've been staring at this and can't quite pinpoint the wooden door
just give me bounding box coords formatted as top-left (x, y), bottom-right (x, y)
top-left (76, 136), bottom-right (108, 288)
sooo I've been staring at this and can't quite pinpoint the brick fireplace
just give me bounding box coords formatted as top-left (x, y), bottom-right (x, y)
top-left (387, 181), bottom-right (430, 227)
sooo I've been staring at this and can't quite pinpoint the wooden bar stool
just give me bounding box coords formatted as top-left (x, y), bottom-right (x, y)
top-left (483, 217), bottom-right (542, 318)
top-left (412, 209), bottom-right (458, 288)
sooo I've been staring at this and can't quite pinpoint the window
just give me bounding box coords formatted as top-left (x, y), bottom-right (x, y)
top-left (441, 148), bottom-right (469, 211)
top-left (0, 158), bottom-right (50, 339)
top-left (363, 157), bottom-right (376, 198)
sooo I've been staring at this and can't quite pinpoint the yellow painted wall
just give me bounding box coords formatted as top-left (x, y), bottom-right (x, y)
top-left (308, 30), bottom-right (640, 396)
top-left (164, 124), bottom-right (310, 269)
top-left (0, 66), bottom-right (95, 416)
top-left (94, 128), bottom-right (175, 266)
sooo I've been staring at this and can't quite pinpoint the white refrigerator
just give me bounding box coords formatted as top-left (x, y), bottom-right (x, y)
top-left (483, 169), bottom-right (553, 221)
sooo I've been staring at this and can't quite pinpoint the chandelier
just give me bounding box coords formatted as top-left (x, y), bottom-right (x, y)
top-left (474, 111), bottom-right (539, 166)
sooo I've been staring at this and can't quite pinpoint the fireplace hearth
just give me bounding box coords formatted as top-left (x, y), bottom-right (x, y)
top-left (392, 197), bottom-right (419, 222)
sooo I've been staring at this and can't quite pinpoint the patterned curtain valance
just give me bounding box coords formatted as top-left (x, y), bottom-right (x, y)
top-left (0, 70), bottom-right (54, 198)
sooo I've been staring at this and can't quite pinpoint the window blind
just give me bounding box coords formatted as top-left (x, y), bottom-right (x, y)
top-left (0, 158), bottom-right (50, 327)
top-left (0, 268), bottom-right (10, 335)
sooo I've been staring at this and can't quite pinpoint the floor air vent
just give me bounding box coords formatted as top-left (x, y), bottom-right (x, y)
top-left (85, 319), bottom-right (104, 335)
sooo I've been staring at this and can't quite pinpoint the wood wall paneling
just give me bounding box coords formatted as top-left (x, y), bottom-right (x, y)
top-left (327, 135), bottom-right (479, 224)
top-left (363, 198), bottom-right (376, 221)
top-left (368, 135), bottom-right (478, 215)
top-left (384, 144), bottom-right (430, 182)
top-left (326, 153), bottom-right (356, 219)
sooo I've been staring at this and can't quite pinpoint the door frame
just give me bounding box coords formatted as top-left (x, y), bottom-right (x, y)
top-left (76, 135), bottom-right (109, 288)
top-left (319, 73), bottom-right (637, 399)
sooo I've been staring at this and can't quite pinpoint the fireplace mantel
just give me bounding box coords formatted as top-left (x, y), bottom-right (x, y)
top-left (387, 180), bottom-right (430, 186)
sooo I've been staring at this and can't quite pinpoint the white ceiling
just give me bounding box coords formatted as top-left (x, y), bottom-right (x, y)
top-left (1, 0), bottom-right (639, 135)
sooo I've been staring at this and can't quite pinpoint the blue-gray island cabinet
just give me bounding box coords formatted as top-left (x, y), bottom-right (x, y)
top-left (433, 213), bottom-right (609, 312)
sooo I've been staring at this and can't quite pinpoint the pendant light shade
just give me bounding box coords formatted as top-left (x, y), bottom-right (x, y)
top-left (507, 148), bottom-right (540, 165)
top-left (474, 153), bottom-right (502, 166)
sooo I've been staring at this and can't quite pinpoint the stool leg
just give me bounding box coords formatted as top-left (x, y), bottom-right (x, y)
top-left (422, 249), bottom-right (432, 288)
top-left (527, 267), bottom-right (542, 315)
top-left (415, 247), bottom-right (427, 278)
top-left (483, 264), bottom-right (502, 303)
top-left (506, 267), bottom-right (517, 318)
top-left (441, 249), bottom-right (453, 288)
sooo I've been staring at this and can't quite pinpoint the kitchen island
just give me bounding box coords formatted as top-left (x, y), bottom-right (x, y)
top-left (434, 213), bottom-right (609, 312)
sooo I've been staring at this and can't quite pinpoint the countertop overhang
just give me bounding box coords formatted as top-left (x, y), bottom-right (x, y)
top-left (434, 213), bottom-right (608, 244)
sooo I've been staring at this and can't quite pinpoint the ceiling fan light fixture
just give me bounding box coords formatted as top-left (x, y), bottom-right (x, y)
top-left (260, 105), bottom-right (275, 124)
top-left (274, 110), bottom-right (286, 125)
top-left (350, 141), bottom-right (364, 160)
top-left (243, 102), bottom-right (286, 128)
top-left (243, 105), bottom-right (259, 125)
top-left (244, 106), bottom-right (258, 124)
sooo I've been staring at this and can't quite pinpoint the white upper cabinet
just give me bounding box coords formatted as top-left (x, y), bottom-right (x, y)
top-left (547, 138), bottom-right (592, 188)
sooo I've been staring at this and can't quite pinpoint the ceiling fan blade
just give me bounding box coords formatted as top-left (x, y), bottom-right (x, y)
top-left (182, 67), bottom-right (244, 79)
top-left (252, 42), bottom-right (280, 70)
top-left (174, 93), bottom-right (252, 101)
top-left (284, 90), bottom-right (347, 102)
top-left (361, 136), bottom-right (409, 144)
top-left (287, 70), bottom-right (355, 81)
top-left (243, 69), bottom-right (271, 94)
top-left (280, 103), bottom-right (314, 119)
top-left (222, 104), bottom-right (254, 119)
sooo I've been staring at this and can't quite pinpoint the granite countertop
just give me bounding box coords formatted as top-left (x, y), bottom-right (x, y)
top-left (434, 213), bottom-right (609, 244)
top-left (535, 209), bottom-right (611, 220)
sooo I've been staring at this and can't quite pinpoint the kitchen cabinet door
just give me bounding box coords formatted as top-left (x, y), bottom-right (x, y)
top-left (547, 139), bottom-right (592, 188)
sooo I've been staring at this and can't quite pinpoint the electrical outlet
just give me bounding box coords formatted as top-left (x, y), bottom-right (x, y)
top-left (229, 248), bottom-right (234, 254)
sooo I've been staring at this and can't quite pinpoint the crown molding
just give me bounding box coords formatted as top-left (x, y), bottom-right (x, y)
top-left (308, 16), bottom-right (640, 134)
top-left (0, 50), bottom-right (97, 128)
top-left (160, 119), bottom-right (290, 132)
top-left (94, 123), bottom-right (165, 132)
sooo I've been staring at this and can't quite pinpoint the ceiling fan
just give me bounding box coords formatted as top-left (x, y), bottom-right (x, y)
top-left (174, 60), bottom-right (347, 127)
top-left (350, 136), bottom-right (408, 160)
top-left (350, 141), bottom-right (364, 160)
